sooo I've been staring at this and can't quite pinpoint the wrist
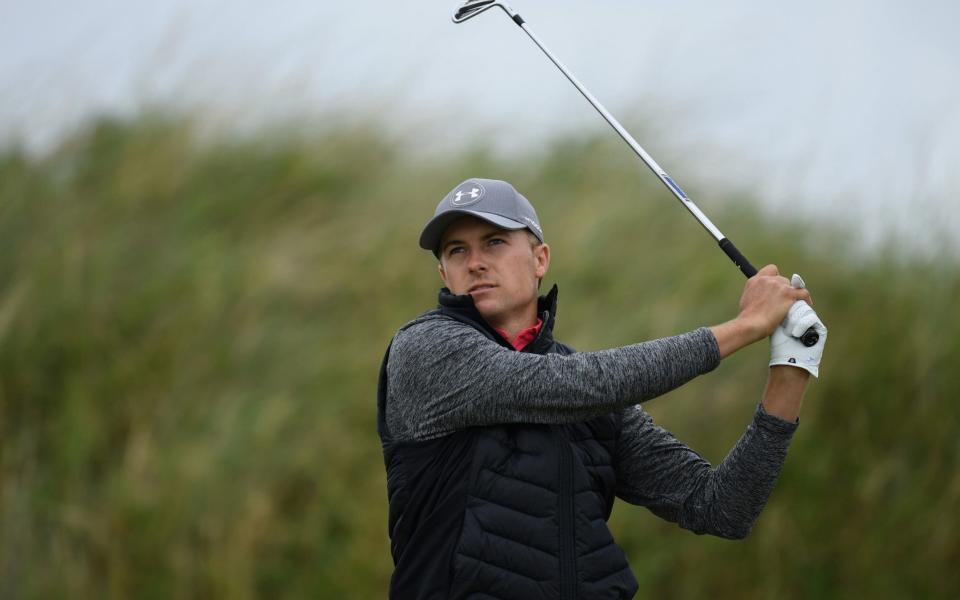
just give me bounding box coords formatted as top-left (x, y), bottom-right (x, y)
top-left (710, 317), bottom-right (764, 359)
top-left (769, 364), bottom-right (811, 386)
top-left (762, 366), bottom-right (810, 421)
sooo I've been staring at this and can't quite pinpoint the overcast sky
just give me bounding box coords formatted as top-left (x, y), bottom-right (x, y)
top-left (2, 0), bottom-right (958, 254)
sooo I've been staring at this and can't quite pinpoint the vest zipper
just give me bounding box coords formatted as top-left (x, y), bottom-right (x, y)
top-left (558, 432), bottom-right (577, 600)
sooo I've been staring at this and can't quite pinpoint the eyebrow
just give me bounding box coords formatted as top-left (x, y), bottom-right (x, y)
top-left (440, 230), bottom-right (507, 253)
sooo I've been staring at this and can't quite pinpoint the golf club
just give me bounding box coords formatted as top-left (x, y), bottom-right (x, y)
top-left (452, 0), bottom-right (819, 347)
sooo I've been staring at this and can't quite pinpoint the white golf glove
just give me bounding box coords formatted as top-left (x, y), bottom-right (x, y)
top-left (769, 274), bottom-right (828, 377)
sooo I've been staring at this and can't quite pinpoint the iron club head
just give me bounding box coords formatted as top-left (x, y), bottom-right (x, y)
top-left (452, 0), bottom-right (505, 23)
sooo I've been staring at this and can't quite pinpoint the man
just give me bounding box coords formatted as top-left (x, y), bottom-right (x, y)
top-left (377, 178), bottom-right (827, 599)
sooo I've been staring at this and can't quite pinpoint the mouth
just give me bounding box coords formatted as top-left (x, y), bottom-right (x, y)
top-left (468, 283), bottom-right (497, 295)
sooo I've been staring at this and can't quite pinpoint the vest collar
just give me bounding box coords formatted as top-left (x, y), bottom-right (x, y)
top-left (436, 284), bottom-right (560, 353)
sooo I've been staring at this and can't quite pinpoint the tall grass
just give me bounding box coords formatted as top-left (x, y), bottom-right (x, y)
top-left (0, 114), bottom-right (957, 598)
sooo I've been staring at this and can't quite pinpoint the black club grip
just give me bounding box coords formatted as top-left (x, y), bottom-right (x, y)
top-left (719, 238), bottom-right (820, 347)
top-left (718, 238), bottom-right (757, 278)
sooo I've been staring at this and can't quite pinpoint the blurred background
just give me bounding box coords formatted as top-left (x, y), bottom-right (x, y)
top-left (1, 1), bottom-right (958, 598)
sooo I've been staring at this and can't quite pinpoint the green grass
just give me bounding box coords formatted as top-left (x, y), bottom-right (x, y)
top-left (1, 113), bottom-right (957, 598)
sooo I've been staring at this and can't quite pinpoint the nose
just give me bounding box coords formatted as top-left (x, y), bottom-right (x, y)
top-left (466, 250), bottom-right (487, 273)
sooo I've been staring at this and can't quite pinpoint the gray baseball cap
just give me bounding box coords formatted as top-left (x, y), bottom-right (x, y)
top-left (419, 178), bottom-right (545, 254)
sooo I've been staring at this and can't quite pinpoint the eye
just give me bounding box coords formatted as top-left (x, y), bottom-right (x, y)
top-left (488, 238), bottom-right (505, 246)
top-left (447, 246), bottom-right (465, 257)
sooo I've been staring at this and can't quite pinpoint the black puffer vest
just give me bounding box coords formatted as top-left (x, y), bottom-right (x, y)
top-left (378, 286), bottom-right (638, 599)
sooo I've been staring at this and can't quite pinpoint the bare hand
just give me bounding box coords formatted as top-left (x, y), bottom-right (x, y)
top-left (737, 264), bottom-right (813, 341)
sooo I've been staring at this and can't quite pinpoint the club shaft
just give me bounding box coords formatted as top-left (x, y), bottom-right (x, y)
top-left (519, 24), bottom-right (722, 238)
top-left (500, 7), bottom-right (757, 277)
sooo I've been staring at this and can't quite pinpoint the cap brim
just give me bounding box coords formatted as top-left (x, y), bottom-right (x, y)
top-left (419, 210), bottom-right (527, 253)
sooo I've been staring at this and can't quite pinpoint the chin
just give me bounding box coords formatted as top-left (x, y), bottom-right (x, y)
top-left (472, 297), bottom-right (498, 312)
top-left (473, 298), bottom-right (503, 320)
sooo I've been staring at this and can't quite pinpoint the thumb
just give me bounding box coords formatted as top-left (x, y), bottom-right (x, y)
top-left (784, 301), bottom-right (815, 337)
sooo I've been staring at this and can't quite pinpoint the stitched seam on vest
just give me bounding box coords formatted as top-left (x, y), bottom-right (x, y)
top-left (575, 457), bottom-right (611, 468)
top-left (476, 432), bottom-right (547, 457)
top-left (574, 488), bottom-right (610, 497)
top-left (451, 433), bottom-right (484, 590)
top-left (557, 434), bottom-right (576, 600)
top-left (578, 537), bottom-right (631, 585)
top-left (456, 552), bottom-right (553, 584)
top-left (579, 539), bottom-right (616, 561)
top-left (480, 467), bottom-right (558, 495)
top-left (476, 527), bottom-right (557, 559)
top-left (582, 561), bottom-right (632, 585)
top-left (468, 494), bottom-right (553, 520)
top-left (570, 448), bottom-right (608, 466)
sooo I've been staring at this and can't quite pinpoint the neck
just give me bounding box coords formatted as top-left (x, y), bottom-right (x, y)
top-left (437, 285), bottom-right (557, 343)
top-left (488, 307), bottom-right (538, 342)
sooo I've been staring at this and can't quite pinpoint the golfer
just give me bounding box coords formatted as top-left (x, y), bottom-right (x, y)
top-left (377, 178), bottom-right (827, 599)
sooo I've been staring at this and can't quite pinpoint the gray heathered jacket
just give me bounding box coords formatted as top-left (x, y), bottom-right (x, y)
top-left (381, 286), bottom-right (798, 598)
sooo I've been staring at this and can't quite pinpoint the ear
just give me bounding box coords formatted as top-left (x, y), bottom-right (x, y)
top-left (534, 243), bottom-right (550, 279)
top-left (438, 262), bottom-right (449, 287)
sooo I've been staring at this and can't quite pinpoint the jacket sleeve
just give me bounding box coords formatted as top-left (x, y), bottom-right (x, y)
top-left (614, 403), bottom-right (798, 539)
top-left (385, 315), bottom-right (720, 441)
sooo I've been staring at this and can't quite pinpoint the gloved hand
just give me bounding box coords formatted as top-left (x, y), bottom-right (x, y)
top-left (769, 274), bottom-right (828, 377)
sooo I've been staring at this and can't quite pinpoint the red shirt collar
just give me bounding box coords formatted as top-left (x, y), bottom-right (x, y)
top-left (495, 318), bottom-right (544, 351)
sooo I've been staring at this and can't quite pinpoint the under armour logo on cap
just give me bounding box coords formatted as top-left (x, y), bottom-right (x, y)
top-left (451, 182), bottom-right (485, 206)
top-left (419, 178), bottom-right (546, 254)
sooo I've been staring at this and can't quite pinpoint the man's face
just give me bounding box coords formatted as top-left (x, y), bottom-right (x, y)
top-left (438, 216), bottom-right (550, 328)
